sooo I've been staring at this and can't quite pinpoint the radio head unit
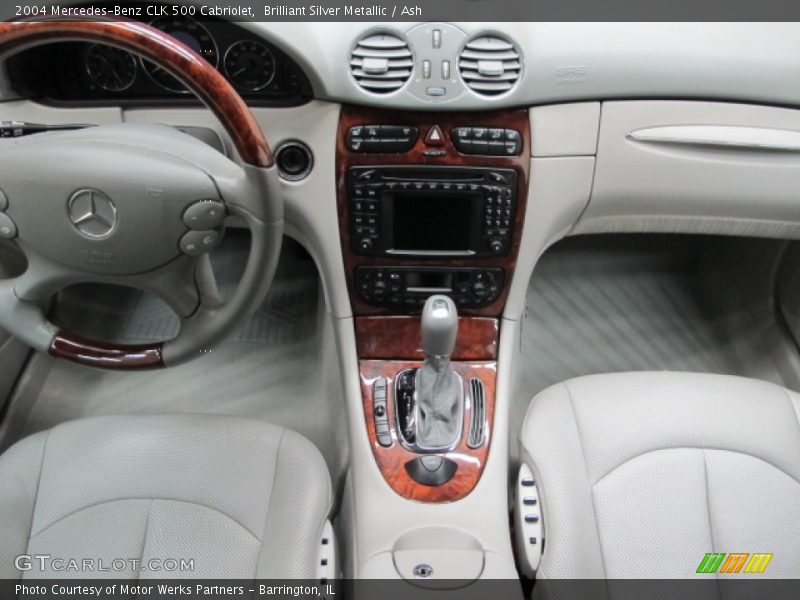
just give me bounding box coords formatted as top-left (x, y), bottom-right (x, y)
top-left (349, 166), bottom-right (517, 257)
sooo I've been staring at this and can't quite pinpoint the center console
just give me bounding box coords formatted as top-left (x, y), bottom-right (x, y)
top-left (337, 106), bottom-right (530, 319)
top-left (337, 105), bottom-right (529, 506)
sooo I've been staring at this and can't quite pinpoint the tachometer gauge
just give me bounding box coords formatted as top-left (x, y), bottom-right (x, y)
top-left (142, 17), bottom-right (218, 93)
top-left (224, 40), bottom-right (276, 92)
top-left (85, 44), bottom-right (137, 92)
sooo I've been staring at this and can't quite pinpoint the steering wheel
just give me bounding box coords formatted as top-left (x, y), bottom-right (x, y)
top-left (0, 19), bottom-right (283, 369)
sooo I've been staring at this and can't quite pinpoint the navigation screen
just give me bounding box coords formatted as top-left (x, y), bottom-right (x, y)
top-left (391, 194), bottom-right (477, 252)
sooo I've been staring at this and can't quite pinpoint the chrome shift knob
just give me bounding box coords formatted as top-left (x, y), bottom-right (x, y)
top-left (421, 295), bottom-right (458, 358)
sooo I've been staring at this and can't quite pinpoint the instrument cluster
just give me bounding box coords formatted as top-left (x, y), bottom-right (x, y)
top-left (6, 16), bottom-right (311, 106)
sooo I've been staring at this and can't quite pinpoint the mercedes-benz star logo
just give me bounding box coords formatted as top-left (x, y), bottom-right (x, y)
top-left (67, 189), bottom-right (117, 239)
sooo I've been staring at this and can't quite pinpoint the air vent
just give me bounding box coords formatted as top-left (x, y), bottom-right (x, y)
top-left (350, 32), bottom-right (413, 94)
top-left (468, 378), bottom-right (487, 448)
top-left (459, 35), bottom-right (521, 96)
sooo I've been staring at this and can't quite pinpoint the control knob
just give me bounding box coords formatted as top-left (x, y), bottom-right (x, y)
top-left (373, 279), bottom-right (388, 296)
top-left (489, 239), bottom-right (504, 254)
top-left (359, 238), bottom-right (373, 251)
top-left (472, 280), bottom-right (489, 297)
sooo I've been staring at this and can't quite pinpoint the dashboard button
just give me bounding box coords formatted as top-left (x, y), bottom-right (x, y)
top-left (488, 141), bottom-right (506, 156)
top-left (432, 29), bottom-right (442, 49)
top-left (453, 127), bottom-right (471, 140)
top-left (472, 127), bottom-right (488, 140)
top-left (381, 139), bottom-right (412, 152)
top-left (425, 86), bottom-right (446, 97)
top-left (489, 128), bottom-right (504, 140)
top-left (425, 125), bottom-right (445, 146)
top-left (382, 125), bottom-right (411, 138)
top-left (472, 140), bottom-right (488, 154)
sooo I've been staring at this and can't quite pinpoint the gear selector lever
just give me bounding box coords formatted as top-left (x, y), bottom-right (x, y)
top-left (395, 295), bottom-right (464, 451)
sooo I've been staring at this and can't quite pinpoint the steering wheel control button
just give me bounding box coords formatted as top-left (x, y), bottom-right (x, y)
top-left (180, 230), bottom-right (221, 256)
top-left (0, 188), bottom-right (7, 211)
top-left (183, 200), bottom-right (225, 230)
top-left (67, 188), bottom-right (117, 239)
top-left (0, 213), bottom-right (17, 239)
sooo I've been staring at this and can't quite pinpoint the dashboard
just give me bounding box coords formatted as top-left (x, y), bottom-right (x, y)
top-left (5, 16), bottom-right (312, 106)
top-left (5, 22), bottom-right (800, 111)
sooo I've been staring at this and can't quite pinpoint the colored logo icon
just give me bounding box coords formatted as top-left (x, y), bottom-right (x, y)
top-left (696, 552), bottom-right (773, 574)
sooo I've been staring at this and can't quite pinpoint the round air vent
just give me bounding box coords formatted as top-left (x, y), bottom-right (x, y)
top-left (459, 35), bottom-right (521, 96)
top-left (350, 32), bottom-right (413, 94)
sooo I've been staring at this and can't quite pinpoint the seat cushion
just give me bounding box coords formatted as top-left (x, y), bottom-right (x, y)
top-left (0, 414), bottom-right (331, 579)
top-left (520, 372), bottom-right (800, 579)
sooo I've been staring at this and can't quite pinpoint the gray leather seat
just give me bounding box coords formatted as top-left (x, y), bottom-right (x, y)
top-left (521, 372), bottom-right (800, 579)
top-left (0, 414), bottom-right (332, 579)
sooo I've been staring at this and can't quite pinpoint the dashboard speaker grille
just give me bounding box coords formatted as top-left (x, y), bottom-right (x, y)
top-left (350, 32), bottom-right (412, 94)
top-left (459, 35), bottom-right (521, 96)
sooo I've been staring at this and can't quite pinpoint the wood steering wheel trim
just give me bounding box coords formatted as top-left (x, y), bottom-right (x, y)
top-left (50, 330), bottom-right (164, 370)
top-left (0, 18), bottom-right (272, 369)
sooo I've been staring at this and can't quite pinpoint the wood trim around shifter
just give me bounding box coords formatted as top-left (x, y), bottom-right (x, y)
top-left (360, 359), bottom-right (496, 503)
top-left (355, 315), bottom-right (498, 360)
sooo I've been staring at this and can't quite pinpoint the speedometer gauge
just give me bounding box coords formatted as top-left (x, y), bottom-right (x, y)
top-left (224, 40), bottom-right (276, 92)
top-left (142, 17), bottom-right (218, 92)
top-left (85, 45), bottom-right (137, 92)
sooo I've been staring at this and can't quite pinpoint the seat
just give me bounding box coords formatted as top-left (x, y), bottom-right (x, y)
top-left (520, 372), bottom-right (800, 579)
top-left (0, 414), bottom-right (332, 579)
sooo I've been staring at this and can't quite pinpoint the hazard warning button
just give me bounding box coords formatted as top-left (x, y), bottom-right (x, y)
top-left (424, 125), bottom-right (446, 146)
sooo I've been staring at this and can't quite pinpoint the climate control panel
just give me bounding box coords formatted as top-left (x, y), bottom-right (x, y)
top-left (355, 266), bottom-right (503, 309)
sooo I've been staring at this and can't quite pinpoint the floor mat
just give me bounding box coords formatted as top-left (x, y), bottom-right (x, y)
top-left (511, 235), bottom-right (793, 454)
top-left (8, 235), bottom-right (349, 490)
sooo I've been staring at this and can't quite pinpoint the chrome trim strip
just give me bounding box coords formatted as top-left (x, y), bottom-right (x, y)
top-left (626, 125), bottom-right (800, 152)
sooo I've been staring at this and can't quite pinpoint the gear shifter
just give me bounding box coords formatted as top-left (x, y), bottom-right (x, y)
top-left (415, 295), bottom-right (463, 449)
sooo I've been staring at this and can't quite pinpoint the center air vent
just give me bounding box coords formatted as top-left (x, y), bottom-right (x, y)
top-left (459, 35), bottom-right (521, 96)
top-left (350, 32), bottom-right (413, 94)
